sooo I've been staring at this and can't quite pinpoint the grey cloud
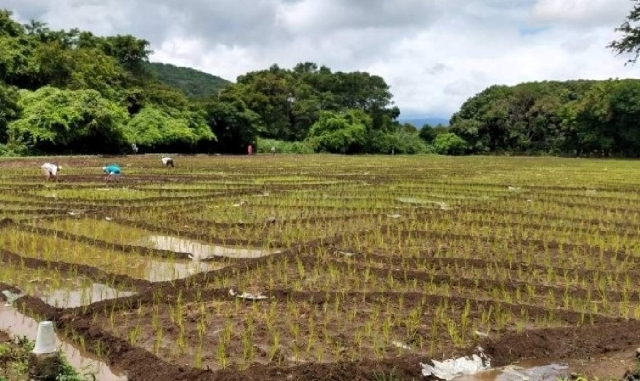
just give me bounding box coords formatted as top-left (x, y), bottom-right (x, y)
top-left (530, 0), bottom-right (632, 28)
top-left (4, 0), bottom-right (637, 118)
top-left (561, 35), bottom-right (594, 53)
top-left (425, 63), bottom-right (451, 75)
top-left (443, 79), bottom-right (474, 96)
top-left (7, 0), bottom-right (286, 46)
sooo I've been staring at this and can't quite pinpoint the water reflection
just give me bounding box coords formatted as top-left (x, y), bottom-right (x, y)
top-left (141, 235), bottom-right (275, 260)
top-left (0, 305), bottom-right (127, 381)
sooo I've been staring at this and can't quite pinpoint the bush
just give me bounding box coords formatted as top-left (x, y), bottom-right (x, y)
top-left (257, 138), bottom-right (314, 154)
top-left (305, 110), bottom-right (369, 154)
top-left (433, 133), bottom-right (468, 155)
top-left (367, 129), bottom-right (429, 154)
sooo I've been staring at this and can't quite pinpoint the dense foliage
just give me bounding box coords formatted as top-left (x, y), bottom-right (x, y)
top-left (0, 10), bottom-right (424, 156)
top-left (449, 80), bottom-right (640, 157)
top-left (145, 62), bottom-right (231, 98)
top-left (0, 9), bottom-right (215, 155)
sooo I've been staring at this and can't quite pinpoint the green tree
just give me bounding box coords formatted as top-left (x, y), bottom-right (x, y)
top-left (68, 48), bottom-right (126, 99)
top-left (126, 106), bottom-right (214, 151)
top-left (103, 35), bottom-right (152, 78)
top-left (609, 0), bottom-right (640, 64)
top-left (0, 81), bottom-right (20, 143)
top-left (419, 124), bottom-right (439, 143)
top-left (199, 96), bottom-right (263, 154)
top-left (8, 87), bottom-right (129, 153)
top-left (433, 133), bottom-right (468, 155)
top-left (0, 33), bottom-right (38, 89)
top-left (226, 63), bottom-right (398, 141)
top-left (0, 10), bottom-right (24, 37)
top-left (306, 110), bottom-right (369, 153)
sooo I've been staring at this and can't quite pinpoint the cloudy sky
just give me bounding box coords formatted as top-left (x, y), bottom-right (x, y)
top-left (6, 0), bottom-right (640, 118)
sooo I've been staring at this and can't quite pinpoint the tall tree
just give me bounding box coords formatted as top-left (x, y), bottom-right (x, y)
top-left (609, 0), bottom-right (640, 63)
top-left (8, 87), bottom-right (130, 154)
top-left (306, 110), bottom-right (369, 154)
top-left (0, 81), bottom-right (20, 143)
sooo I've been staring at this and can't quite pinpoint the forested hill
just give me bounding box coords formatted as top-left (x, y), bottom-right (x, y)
top-left (145, 62), bottom-right (231, 98)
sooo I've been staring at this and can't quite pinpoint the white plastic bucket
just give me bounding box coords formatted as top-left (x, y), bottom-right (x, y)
top-left (33, 321), bottom-right (58, 354)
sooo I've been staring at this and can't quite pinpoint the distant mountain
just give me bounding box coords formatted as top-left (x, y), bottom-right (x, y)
top-left (399, 117), bottom-right (450, 128)
top-left (145, 62), bottom-right (232, 98)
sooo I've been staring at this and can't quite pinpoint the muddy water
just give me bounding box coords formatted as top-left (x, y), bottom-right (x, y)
top-left (495, 363), bottom-right (569, 381)
top-left (134, 256), bottom-right (223, 281)
top-left (396, 197), bottom-right (451, 210)
top-left (0, 305), bottom-right (127, 381)
top-left (35, 283), bottom-right (136, 309)
top-left (455, 361), bottom-right (569, 381)
top-left (141, 235), bottom-right (275, 260)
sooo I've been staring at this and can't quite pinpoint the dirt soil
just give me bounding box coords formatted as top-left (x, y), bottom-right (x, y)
top-left (5, 286), bottom-right (637, 381)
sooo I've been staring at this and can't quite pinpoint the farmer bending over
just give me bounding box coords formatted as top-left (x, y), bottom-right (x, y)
top-left (41, 163), bottom-right (61, 182)
top-left (103, 164), bottom-right (121, 181)
top-left (161, 157), bottom-right (174, 168)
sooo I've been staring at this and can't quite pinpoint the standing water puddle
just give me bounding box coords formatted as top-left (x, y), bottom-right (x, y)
top-left (0, 304), bottom-right (127, 381)
top-left (133, 256), bottom-right (224, 281)
top-left (141, 235), bottom-right (276, 260)
top-left (396, 197), bottom-right (451, 210)
top-left (454, 362), bottom-right (569, 381)
top-left (34, 283), bottom-right (136, 309)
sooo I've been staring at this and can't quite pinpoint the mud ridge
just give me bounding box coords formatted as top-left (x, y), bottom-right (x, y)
top-left (325, 257), bottom-right (638, 303)
top-left (483, 319), bottom-right (640, 366)
top-left (330, 246), bottom-right (640, 283)
top-left (101, 215), bottom-right (282, 248)
top-left (180, 212), bottom-right (385, 230)
top-left (453, 207), bottom-right (640, 230)
top-left (373, 227), bottom-right (640, 263)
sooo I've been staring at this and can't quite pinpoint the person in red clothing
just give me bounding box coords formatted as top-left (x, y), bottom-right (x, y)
top-left (248, 144), bottom-right (253, 155)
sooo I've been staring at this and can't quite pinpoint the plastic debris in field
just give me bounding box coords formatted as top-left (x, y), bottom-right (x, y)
top-left (392, 341), bottom-right (411, 350)
top-left (498, 364), bottom-right (568, 381)
top-left (421, 347), bottom-right (490, 380)
top-left (229, 288), bottom-right (269, 301)
top-left (2, 290), bottom-right (24, 306)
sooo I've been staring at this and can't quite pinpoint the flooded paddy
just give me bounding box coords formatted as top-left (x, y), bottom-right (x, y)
top-left (0, 229), bottom-right (225, 282)
top-left (140, 235), bottom-right (275, 259)
top-left (0, 305), bottom-right (127, 381)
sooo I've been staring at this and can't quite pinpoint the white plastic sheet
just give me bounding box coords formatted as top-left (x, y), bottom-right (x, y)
top-left (1, 290), bottom-right (24, 306)
top-left (421, 349), bottom-right (490, 380)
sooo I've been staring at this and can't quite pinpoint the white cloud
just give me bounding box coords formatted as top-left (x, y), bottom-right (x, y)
top-left (6, 0), bottom-right (640, 118)
top-left (531, 0), bottom-right (630, 26)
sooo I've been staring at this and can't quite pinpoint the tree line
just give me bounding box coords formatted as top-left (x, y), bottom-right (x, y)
top-left (2, 5), bottom-right (640, 157)
top-left (0, 10), bottom-right (429, 156)
top-left (447, 79), bottom-right (640, 157)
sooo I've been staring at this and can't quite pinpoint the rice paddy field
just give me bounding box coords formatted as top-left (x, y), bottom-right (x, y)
top-left (1, 154), bottom-right (640, 381)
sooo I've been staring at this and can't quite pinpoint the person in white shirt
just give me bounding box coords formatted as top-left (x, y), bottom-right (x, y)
top-left (41, 163), bottom-right (61, 181)
top-left (161, 157), bottom-right (174, 168)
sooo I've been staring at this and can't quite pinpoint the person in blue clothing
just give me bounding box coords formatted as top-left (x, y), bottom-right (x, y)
top-left (102, 164), bottom-right (121, 181)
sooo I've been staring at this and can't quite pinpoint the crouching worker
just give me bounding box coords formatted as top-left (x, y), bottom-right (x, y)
top-left (41, 162), bottom-right (61, 182)
top-left (161, 157), bottom-right (174, 168)
top-left (103, 164), bottom-right (121, 181)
